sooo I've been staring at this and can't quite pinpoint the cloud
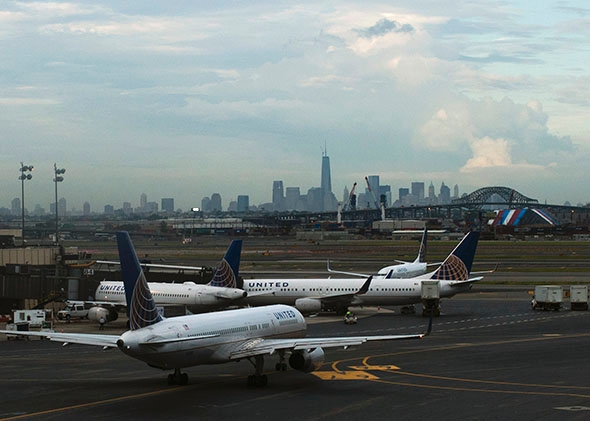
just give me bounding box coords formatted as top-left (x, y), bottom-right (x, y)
top-left (356, 18), bottom-right (414, 38)
top-left (417, 96), bottom-right (574, 175)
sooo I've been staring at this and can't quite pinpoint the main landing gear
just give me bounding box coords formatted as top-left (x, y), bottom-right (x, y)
top-left (247, 355), bottom-right (268, 387)
top-left (167, 368), bottom-right (189, 385)
top-left (247, 351), bottom-right (289, 387)
top-left (275, 349), bottom-right (288, 372)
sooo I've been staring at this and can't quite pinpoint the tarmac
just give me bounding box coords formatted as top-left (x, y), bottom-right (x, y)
top-left (2, 288), bottom-right (590, 420)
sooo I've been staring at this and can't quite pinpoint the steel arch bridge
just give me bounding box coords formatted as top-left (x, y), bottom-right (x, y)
top-left (452, 186), bottom-right (538, 208)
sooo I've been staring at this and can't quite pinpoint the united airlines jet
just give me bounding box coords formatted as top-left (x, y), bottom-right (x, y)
top-left (0, 231), bottom-right (427, 387)
top-left (328, 228), bottom-right (433, 279)
top-left (76, 240), bottom-right (246, 324)
top-left (240, 231), bottom-right (482, 314)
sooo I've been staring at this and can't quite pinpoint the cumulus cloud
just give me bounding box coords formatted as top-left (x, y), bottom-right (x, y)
top-left (417, 96), bottom-right (573, 172)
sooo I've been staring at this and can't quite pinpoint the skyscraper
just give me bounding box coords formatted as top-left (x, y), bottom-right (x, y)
top-left (272, 180), bottom-right (284, 211)
top-left (320, 150), bottom-right (337, 211)
top-left (161, 198), bottom-right (174, 213)
top-left (411, 182), bottom-right (425, 202)
top-left (237, 195), bottom-right (249, 212)
top-left (210, 193), bottom-right (222, 212)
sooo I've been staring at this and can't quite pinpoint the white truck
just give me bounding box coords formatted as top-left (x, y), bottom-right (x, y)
top-left (57, 302), bottom-right (89, 321)
top-left (569, 285), bottom-right (589, 311)
top-left (421, 280), bottom-right (441, 317)
top-left (531, 285), bottom-right (563, 311)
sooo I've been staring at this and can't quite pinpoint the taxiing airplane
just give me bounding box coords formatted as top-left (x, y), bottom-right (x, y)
top-left (239, 231), bottom-right (482, 314)
top-left (328, 228), bottom-right (435, 279)
top-left (0, 231), bottom-right (428, 387)
top-left (80, 240), bottom-right (247, 323)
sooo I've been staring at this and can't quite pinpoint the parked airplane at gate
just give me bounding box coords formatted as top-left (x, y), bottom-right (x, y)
top-left (240, 231), bottom-right (481, 314)
top-left (0, 231), bottom-right (428, 387)
top-left (328, 228), bottom-right (435, 279)
top-left (80, 240), bottom-right (246, 323)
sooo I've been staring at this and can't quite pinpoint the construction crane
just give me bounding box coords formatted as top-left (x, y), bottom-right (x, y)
top-left (342, 182), bottom-right (357, 211)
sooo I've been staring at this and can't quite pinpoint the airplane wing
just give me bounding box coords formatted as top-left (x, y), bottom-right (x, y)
top-left (470, 264), bottom-right (498, 275)
top-left (0, 330), bottom-right (120, 348)
top-left (326, 260), bottom-right (370, 278)
top-left (228, 333), bottom-right (425, 360)
top-left (94, 260), bottom-right (204, 271)
top-left (447, 276), bottom-right (484, 287)
top-left (312, 276), bottom-right (372, 304)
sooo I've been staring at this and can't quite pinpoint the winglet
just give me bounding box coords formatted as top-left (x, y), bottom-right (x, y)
top-left (416, 227), bottom-right (428, 263)
top-left (208, 239), bottom-right (242, 288)
top-left (116, 231), bottom-right (163, 330)
top-left (356, 276), bottom-right (372, 295)
top-left (430, 231), bottom-right (480, 281)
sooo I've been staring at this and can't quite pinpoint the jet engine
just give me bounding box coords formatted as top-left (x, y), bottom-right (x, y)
top-left (294, 298), bottom-right (322, 314)
top-left (88, 306), bottom-right (118, 323)
top-left (289, 348), bottom-right (325, 373)
top-left (213, 287), bottom-right (248, 300)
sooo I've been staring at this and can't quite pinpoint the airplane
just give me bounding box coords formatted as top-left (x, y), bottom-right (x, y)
top-left (327, 228), bottom-right (436, 279)
top-left (238, 230), bottom-right (482, 314)
top-left (77, 240), bottom-right (247, 324)
top-left (0, 231), bottom-right (429, 387)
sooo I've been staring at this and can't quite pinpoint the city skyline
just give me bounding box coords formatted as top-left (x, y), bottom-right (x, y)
top-left (1, 1), bottom-right (589, 210)
top-left (3, 170), bottom-right (584, 217)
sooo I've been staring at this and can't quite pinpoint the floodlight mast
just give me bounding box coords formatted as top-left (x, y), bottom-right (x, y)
top-left (19, 162), bottom-right (34, 245)
top-left (53, 163), bottom-right (66, 245)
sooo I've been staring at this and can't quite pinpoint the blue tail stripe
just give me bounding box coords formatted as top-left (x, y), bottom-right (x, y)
top-left (208, 239), bottom-right (242, 288)
top-left (430, 231), bottom-right (480, 281)
top-left (116, 231), bottom-right (163, 330)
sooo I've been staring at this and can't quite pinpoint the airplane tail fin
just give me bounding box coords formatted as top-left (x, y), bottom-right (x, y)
top-left (430, 231), bottom-right (480, 281)
top-left (116, 231), bottom-right (163, 330)
top-left (207, 239), bottom-right (242, 288)
top-left (415, 227), bottom-right (428, 263)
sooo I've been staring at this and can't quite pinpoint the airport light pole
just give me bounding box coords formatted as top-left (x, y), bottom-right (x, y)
top-left (53, 163), bottom-right (66, 245)
top-left (19, 162), bottom-right (34, 245)
top-left (190, 207), bottom-right (200, 241)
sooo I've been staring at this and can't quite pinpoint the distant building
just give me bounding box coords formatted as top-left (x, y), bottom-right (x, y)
top-left (11, 198), bottom-right (20, 216)
top-left (320, 152), bottom-right (338, 211)
top-left (411, 182), bottom-right (425, 202)
top-left (210, 193), bottom-right (222, 213)
top-left (144, 202), bottom-right (158, 213)
top-left (201, 197), bottom-right (211, 212)
top-left (237, 195), bottom-right (249, 212)
top-left (58, 198), bottom-right (67, 216)
top-left (104, 204), bottom-right (114, 215)
top-left (285, 187), bottom-right (303, 211)
top-left (439, 182), bottom-right (451, 204)
top-left (83, 202), bottom-right (90, 216)
top-left (140, 193), bottom-right (147, 209)
top-left (161, 198), bottom-right (174, 213)
top-left (399, 188), bottom-right (409, 203)
top-left (272, 181), bottom-right (284, 211)
top-left (123, 202), bottom-right (132, 215)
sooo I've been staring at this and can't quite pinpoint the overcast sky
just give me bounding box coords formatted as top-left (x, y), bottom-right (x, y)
top-left (1, 1), bottom-right (589, 212)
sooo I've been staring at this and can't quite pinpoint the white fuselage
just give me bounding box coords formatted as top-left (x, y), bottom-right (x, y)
top-left (95, 281), bottom-right (246, 312)
top-left (375, 262), bottom-right (427, 279)
top-left (117, 304), bottom-right (306, 369)
top-left (241, 276), bottom-right (469, 308)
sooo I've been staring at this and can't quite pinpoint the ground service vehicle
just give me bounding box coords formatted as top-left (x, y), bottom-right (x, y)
top-left (531, 285), bottom-right (563, 311)
top-left (569, 285), bottom-right (589, 311)
top-left (57, 303), bottom-right (88, 321)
